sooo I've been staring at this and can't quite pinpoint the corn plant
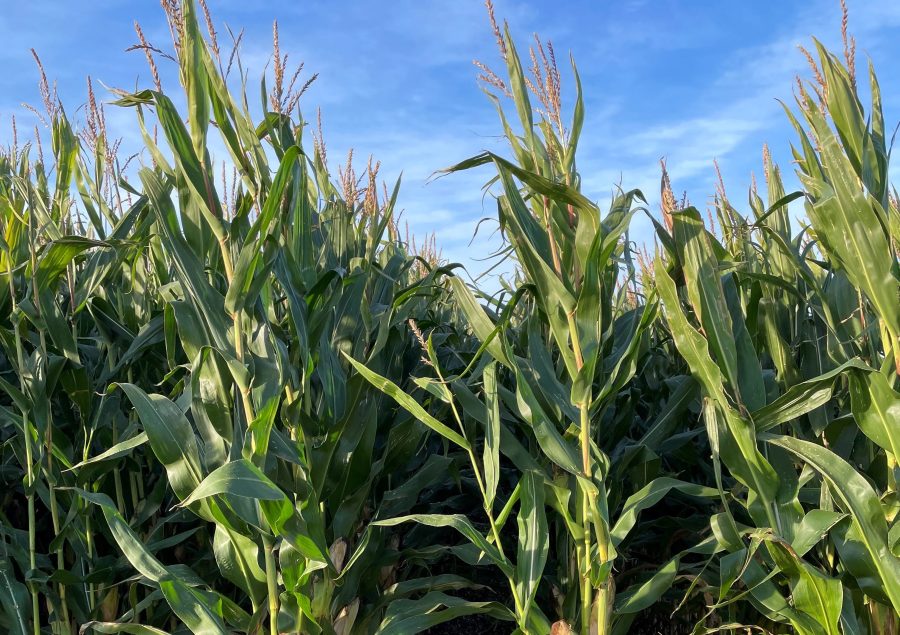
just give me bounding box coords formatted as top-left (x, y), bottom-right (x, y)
top-left (350, 20), bottom-right (726, 635)
top-left (0, 2), bottom-right (468, 634)
top-left (651, 36), bottom-right (900, 633)
top-left (2, 1), bottom-right (900, 634)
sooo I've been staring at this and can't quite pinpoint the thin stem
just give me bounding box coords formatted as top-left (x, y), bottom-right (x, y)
top-left (7, 245), bottom-right (39, 635)
top-left (219, 236), bottom-right (235, 283)
top-left (437, 360), bottom-right (528, 628)
top-left (567, 308), bottom-right (611, 635)
top-left (84, 514), bottom-right (95, 612)
top-left (30, 276), bottom-right (71, 632)
top-left (232, 308), bottom-right (271, 621)
top-left (466, 447), bottom-right (527, 626)
top-left (566, 312), bottom-right (592, 635)
top-left (224, 526), bottom-right (261, 614)
top-left (542, 194), bottom-right (564, 278)
top-left (579, 404), bottom-right (594, 635)
top-left (263, 535), bottom-right (279, 635)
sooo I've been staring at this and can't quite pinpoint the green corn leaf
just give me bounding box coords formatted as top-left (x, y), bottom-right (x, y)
top-left (718, 547), bottom-right (751, 603)
top-left (139, 168), bottom-right (231, 352)
top-left (81, 622), bottom-right (169, 635)
top-left (848, 368), bottom-right (900, 458)
top-left (380, 574), bottom-right (484, 601)
top-left (766, 435), bottom-right (900, 609)
top-left (257, 496), bottom-right (331, 569)
top-left (177, 459), bottom-right (284, 508)
top-left (33, 236), bottom-right (106, 294)
top-left (372, 514), bottom-right (512, 577)
top-left (831, 520), bottom-right (891, 604)
top-left (225, 145), bottom-right (301, 314)
top-left (438, 151), bottom-right (597, 213)
top-left (654, 257), bottom-right (729, 403)
top-left (448, 277), bottom-right (510, 368)
top-left (739, 557), bottom-right (822, 633)
top-left (672, 208), bottom-right (741, 401)
top-left (224, 244), bottom-right (263, 315)
top-left (501, 26), bottom-right (536, 152)
top-left (483, 362), bottom-right (501, 510)
top-left (75, 490), bottom-right (169, 581)
top-left (565, 56), bottom-right (584, 173)
top-left (245, 395), bottom-right (280, 465)
top-left (797, 87), bottom-right (900, 372)
top-left (656, 258), bottom-right (779, 513)
top-left (515, 470), bottom-right (548, 618)
top-left (76, 490), bottom-right (227, 632)
top-left (344, 353), bottom-right (471, 450)
top-left (50, 114), bottom-right (79, 225)
top-left (81, 624), bottom-right (171, 635)
top-left (0, 555), bottom-right (29, 635)
top-left (189, 347), bottom-right (231, 471)
top-left (636, 376), bottom-right (698, 451)
top-left (610, 478), bottom-right (718, 547)
top-left (376, 591), bottom-right (514, 635)
top-left (115, 383), bottom-right (204, 503)
top-left (592, 299), bottom-right (658, 408)
top-left (180, 0), bottom-right (211, 161)
top-left (212, 526), bottom-right (266, 606)
top-left (766, 536), bottom-right (842, 635)
top-left (614, 556), bottom-right (679, 614)
top-left (151, 92), bottom-right (225, 237)
top-left (493, 162), bottom-right (578, 377)
top-left (158, 578), bottom-right (228, 635)
top-left (791, 510), bottom-right (847, 558)
top-left (723, 274), bottom-right (766, 411)
top-left (68, 431), bottom-right (148, 470)
top-left (752, 359), bottom-right (870, 432)
top-left (509, 356), bottom-right (583, 478)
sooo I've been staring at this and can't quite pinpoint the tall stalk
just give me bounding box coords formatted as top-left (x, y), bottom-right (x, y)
top-left (5, 236), bottom-right (38, 635)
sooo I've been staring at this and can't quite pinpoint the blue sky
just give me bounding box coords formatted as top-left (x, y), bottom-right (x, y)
top-left (2, 1), bottom-right (900, 284)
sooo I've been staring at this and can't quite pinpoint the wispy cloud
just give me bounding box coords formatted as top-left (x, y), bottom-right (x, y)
top-left (569, 0), bottom-right (900, 248)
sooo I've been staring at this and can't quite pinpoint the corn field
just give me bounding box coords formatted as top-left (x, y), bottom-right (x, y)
top-left (1, 1), bottom-right (899, 634)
